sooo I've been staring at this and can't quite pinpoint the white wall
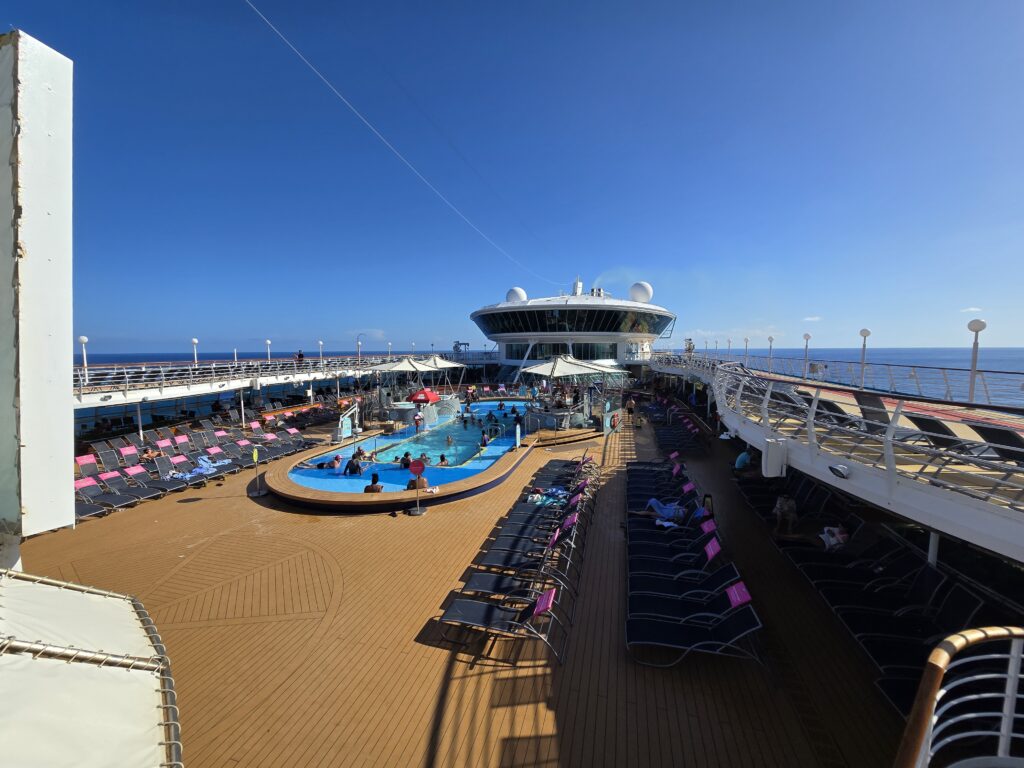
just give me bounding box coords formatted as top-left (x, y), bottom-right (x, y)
top-left (0, 31), bottom-right (74, 546)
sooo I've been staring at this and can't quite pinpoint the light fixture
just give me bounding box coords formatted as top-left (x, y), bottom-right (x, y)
top-left (828, 464), bottom-right (850, 479)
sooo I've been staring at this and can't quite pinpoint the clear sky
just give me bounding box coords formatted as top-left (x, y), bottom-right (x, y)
top-left (10, 1), bottom-right (1024, 354)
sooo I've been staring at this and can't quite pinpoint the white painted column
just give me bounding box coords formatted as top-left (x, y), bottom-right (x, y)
top-left (0, 32), bottom-right (75, 563)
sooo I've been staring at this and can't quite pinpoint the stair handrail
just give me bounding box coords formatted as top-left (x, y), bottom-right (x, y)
top-left (893, 625), bottom-right (1024, 768)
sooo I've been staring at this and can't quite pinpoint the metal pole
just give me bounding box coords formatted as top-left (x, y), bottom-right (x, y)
top-left (802, 333), bottom-right (811, 379)
top-left (266, 339), bottom-right (272, 362)
top-left (233, 348), bottom-right (238, 363)
top-left (768, 337), bottom-right (774, 373)
top-left (79, 336), bottom-right (89, 384)
top-left (137, 401), bottom-right (143, 442)
top-left (744, 338), bottom-right (749, 366)
top-left (319, 340), bottom-right (324, 369)
top-left (192, 338), bottom-right (199, 367)
top-left (240, 389), bottom-right (246, 427)
top-left (860, 331), bottom-right (869, 389)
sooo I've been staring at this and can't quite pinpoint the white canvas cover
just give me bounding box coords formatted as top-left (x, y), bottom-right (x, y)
top-left (0, 570), bottom-right (178, 767)
top-left (0, 575), bottom-right (155, 659)
top-left (0, 654), bottom-right (165, 768)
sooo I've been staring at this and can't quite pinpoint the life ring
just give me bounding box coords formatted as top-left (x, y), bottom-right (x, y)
top-left (611, 413), bottom-right (619, 429)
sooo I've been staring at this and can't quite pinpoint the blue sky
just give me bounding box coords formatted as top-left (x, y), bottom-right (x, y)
top-left (10, 1), bottom-right (1024, 353)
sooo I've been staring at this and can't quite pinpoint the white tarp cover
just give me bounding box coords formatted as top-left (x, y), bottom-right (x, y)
top-left (0, 576), bottom-right (154, 659)
top-left (0, 654), bottom-right (164, 768)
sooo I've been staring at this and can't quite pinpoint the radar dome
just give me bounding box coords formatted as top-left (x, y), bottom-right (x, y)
top-left (629, 281), bottom-right (654, 303)
top-left (506, 287), bottom-right (528, 302)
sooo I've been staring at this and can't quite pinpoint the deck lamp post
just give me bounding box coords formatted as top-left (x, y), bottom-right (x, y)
top-left (743, 337), bottom-right (749, 366)
top-left (727, 339), bottom-right (731, 359)
top-left (967, 319), bottom-right (987, 403)
top-left (233, 348), bottom-right (238, 363)
top-left (859, 328), bottom-right (871, 388)
top-left (767, 336), bottom-right (774, 373)
top-left (356, 332), bottom-right (365, 369)
top-left (191, 338), bottom-right (199, 367)
top-left (318, 340), bottom-right (324, 368)
top-left (704, 340), bottom-right (708, 357)
top-left (412, 341), bottom-right (416, 355)
top-left (802, 333), bottom-right (811, 379)
top-left (265, 339), bottom-right (272, 362)
top-left (714, 340), bottom-right (719, 360)
top-left (388, 342), bottom-right (392, 359)
top-left (79, 335), bottom-right (89, 384)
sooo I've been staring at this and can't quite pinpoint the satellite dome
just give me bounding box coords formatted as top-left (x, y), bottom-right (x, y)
top-left (629, 281), bottom-right (654, 303)
top-left (506, 287), bottom-right (528, 302)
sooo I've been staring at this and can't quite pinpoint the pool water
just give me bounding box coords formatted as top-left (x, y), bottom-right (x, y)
top-left (289, 399), bottom-right (530, 493)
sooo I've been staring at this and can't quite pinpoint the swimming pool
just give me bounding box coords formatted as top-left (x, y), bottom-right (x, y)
top-left (288, 399), bottom-right (530, 493)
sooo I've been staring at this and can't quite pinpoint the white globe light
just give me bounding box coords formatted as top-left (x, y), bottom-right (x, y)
top-left (860, 328), bottom-right (871, 338)
top-left (191, 337), bottom-right (199, 345)
top-left (78, 335), bottom-right (88, 344)
top-left (505, 287), bottom-right (528, 302)
top-left (967, 319), bottom-right (987, 333)
top-left (803, 333), bottom-right (811, 341)
top-left (265, 339), bottom-right (272, 345)
top-left (629, 281), bottom-right (654, 303)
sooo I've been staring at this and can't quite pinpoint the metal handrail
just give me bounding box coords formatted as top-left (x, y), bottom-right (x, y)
top-left (893, 626), bottom-right (1024, 768)
top-left (651, 351), bottom-right (1024, 409)
top-left (654, 359), bottom-right (1024, 515)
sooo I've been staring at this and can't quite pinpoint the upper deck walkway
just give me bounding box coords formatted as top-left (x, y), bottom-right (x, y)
top-left (23, 424), bottom-right (900, 766)
top-left (652, 358), bottom-right (1024, 564)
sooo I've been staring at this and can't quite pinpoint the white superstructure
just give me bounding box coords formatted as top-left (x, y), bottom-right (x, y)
top-left (470, 278), bottom-right (676, 369)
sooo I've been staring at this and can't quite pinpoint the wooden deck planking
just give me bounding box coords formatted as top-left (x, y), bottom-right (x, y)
top-left (23, 423), bottom-right (902, 766)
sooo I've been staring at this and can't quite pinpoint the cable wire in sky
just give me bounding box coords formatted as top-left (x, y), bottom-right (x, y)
top-left (242, 0), bottom-right (562, 287)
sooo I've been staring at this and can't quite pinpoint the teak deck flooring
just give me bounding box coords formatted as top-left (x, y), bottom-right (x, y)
top-left (25, 423), bottom-right (902, 767)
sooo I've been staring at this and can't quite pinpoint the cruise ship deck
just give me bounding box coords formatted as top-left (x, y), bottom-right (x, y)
top-left (25, 422), bottom-right (902, 767)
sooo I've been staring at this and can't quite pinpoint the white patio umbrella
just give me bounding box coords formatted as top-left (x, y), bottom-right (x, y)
top-left (521, 354), bottom-right (624, 378)
top-left (421, 354), bottom-right (466, 391)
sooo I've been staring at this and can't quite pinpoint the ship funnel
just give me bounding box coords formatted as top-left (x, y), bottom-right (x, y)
top-left (571, 276), bottom-right (584, 296)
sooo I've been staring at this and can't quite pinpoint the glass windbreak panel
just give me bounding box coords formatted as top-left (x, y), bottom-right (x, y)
top-left (475, 308), bottom-right (672, 336)
top-left (572, 343), bottom-right (617, 360)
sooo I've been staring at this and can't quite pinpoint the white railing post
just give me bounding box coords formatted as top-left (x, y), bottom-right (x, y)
top-left (883, 400), bottom-right (903, 478)
top-left (807, 389), bottom-right (820, 448)
top-left (999, 638), bottom-right (1023, 756)
top-left (761, 381), bottom-right (773, 425)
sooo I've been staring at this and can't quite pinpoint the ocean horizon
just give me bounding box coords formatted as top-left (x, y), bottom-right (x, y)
top-left (73, 347), bottom-right (1024, 372)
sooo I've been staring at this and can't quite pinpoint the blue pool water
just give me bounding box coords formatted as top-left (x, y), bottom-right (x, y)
top-left (289, 399), bottom-right (530, 493)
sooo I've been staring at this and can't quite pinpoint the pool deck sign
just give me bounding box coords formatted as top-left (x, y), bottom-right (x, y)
top-left (408, 459), bottom-right (426, 516)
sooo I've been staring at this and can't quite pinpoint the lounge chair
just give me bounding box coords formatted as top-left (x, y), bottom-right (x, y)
top-left (963, 421), bottom-right (1024, 466)
top-left (74, 477), bottom-right (138, 510)
top-left (837, 583), bottom-right (983, 641)
top-left (154, 456), bottom-right (207, 488)
top-left (97, 471), bottom-right (164, 501)
top-left (628, 580), bottom-right (752, 624)
top-left (628, 562), bottom-right (741, 598)
top-left (439, 587), bottom-right (566, 662)
top-left (625, 604), bottom-right (762, 667)
top-left (75, 501), bottom-right (107, 519)
top-left (628, 537), bottom-right (725, 578)
top-left (121, 464), bottom-right (187, 493)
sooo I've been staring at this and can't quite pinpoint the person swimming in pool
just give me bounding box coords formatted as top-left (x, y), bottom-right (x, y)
top-left (437, 454), bottom-right (449, 466)
top-left (297, 454), bottom-right (343, 471)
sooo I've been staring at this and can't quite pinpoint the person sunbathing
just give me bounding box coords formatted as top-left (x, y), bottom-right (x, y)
top-left (140, 447), bottom-right (166, 461)
top-left (296, 455), bottom-right (343, 471)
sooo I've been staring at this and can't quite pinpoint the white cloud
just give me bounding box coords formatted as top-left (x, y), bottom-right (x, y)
top-left (959, 307), bottom-right (983, 313)
top-left (802, 316), bottom-right (822, 322)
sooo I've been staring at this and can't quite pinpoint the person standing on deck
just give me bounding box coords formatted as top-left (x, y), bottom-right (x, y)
top-left (626, 396), bottom-right (637, 423)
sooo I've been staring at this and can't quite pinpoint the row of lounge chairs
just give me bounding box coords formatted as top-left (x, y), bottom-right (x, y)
top-left (641, 397), bottom-right (707, 455)
top-left (623, 457), bottom-right (763, 667)
top-left (436, 456), bottom-right (602, 664)
top-left (73, 422), bottom-right (323, 520)
top-left (732, 464), bottom-right (1006, 714)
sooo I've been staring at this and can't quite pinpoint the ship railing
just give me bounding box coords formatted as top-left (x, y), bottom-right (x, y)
top-left (650, 351), bottom-right (1024, 409)
top-left (73, 355), bottom-right (389, 397)
top-left (893, 626), bottom-right (1024, 768)
top-left (722, 369), bottom-right (1024, 514)
top-left (654, 359), bottom-right (1024, 515)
